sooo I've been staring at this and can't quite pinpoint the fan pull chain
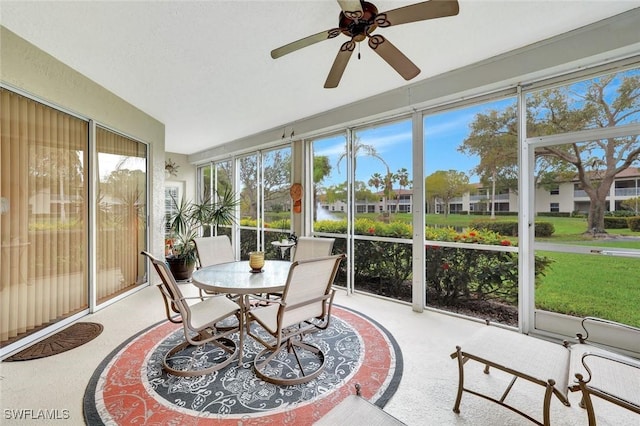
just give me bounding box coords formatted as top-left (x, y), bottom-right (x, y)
top-left (358, 43), bottom-right (361, 60)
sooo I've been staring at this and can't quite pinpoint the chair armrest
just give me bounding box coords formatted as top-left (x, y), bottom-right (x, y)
top-left (577, 317), bottom-right (640, 344)
top-left (570, 350), bottom-right (640, 418)
top-left (181, 295), bottom-right (228, 302)
top-left (571, 351), bottom-right (640, 386)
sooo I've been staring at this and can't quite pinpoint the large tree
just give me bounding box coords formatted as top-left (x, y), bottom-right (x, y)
top-left (425, 170), bottom-right (471, 217)
top-left (458, 108), bottom-right (518, 219)
top-left (312, 155), bottom-right (332, 218)
top-left (325, 182), bottom-right (347, 205)
top-left (262, 150), bottom-right (291, 212)
top-left (459, 71), bottom-right (640, 233)
top-left (238, 151), bottom-right (291, 219)
top-left (530, 73), bottom-right (640, 233)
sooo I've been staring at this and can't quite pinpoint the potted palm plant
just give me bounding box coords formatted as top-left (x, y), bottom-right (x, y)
top-left (166, 188), bottom-right (239, 280)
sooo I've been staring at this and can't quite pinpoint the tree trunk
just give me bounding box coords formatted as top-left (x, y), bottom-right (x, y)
top-left (586, 200), bottom-right (607, 234)
top-left (585, 174), bottom-right (615, 235)
top-left (490, 170), bottom-right (496, 220)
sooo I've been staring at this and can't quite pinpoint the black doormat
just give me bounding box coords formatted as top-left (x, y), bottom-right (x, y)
top-left (4, 322), bottom-right (103, 361)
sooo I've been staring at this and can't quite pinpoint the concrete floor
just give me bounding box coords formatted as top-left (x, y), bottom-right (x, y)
top-left (1, 284), bottom-right (637, 425)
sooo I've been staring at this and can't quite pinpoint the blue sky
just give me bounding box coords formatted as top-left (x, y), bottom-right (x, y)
top-left (313, 97), bottom-right (515, 188)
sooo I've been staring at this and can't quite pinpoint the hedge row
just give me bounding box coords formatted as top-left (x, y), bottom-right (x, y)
top-left (537, 212), bottom-right (572, 217)
top-left (315, 219), bottom-right (551, 305)
top-left (628, 216), bottom-right (640, 232)
top-left (235, 218), bottom-right (552, 305)
top-left (604, 217), bottom-right (630, 229)
top-left (469, 220), bottom-right (555, 237)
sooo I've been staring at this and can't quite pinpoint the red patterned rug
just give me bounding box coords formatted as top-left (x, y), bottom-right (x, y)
top-left (84, 305), bottom-right (402, 425)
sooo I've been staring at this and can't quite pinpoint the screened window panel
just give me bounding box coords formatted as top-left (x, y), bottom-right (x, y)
top-left (312, 134), bottom-right (347, 225)
top-left (164, 186), bottom-right (179, 236)
top-left (198, 161), bottom-right (233, 237)
top-left (238, 154), bottom-right (258, 258)
top-left (263, 147), bottom-right (291, 233)
top-left (423, 96), bottom-right (520, 326)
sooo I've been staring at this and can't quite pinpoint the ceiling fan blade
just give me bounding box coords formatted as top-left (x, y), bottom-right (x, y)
top-left (324, 40), bottom-right (356, 89)
top-left (368, 35), bottom-right (420, 81)
top-left (337, 0), bottom-right (364, 19)
top-left (375, 0), bottom-right (459, 27)
top-left (271, 28), bottom-right (342, 59)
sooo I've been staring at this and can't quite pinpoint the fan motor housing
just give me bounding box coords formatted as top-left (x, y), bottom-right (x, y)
top-left (339, 1), bottom-right (379, 41)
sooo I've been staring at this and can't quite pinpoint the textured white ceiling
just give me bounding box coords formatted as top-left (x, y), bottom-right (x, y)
top-left (2, 1), bottom-right (639, 155)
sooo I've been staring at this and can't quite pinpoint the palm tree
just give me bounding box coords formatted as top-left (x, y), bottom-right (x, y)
top-left (394, 168), bottom-right (411, 213)
top-left (368, 172), bottom-right (384, 215)
top-left (337, 137), bottom-right (389, 178)
top-left (338, 137), bottom-right (391, 215)
top-left (368, 173), bottom-right (384, 193)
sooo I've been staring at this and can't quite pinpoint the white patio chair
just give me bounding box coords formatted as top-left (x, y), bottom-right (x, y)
top-left (194, 235), bottom-right (235, 297)
top-left (141, 250), bottom-right (240, 377)
top-left (266, 236), bottom-right (336, 300)
top-left (194, 235), bottom-right (235, 267)
top-left (292, 236), bottom-right (335, 261)
top-left (244, 254), bottom-right (346, 385)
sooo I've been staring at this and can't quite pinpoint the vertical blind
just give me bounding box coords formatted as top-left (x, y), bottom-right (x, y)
top-left (0, 88), bottom-right (148, 348)
top-left (1, 88), bottom-right (89, 344)
top-left (95, 127), bottom-right (147, 303)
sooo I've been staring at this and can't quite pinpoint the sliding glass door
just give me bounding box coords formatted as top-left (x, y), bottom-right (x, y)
top-left (1, 89), bottom-right (89, 346)
top-left (95, 127), bottom-right (147, 303)
top-left (0, 88), bottom-right (149, 352)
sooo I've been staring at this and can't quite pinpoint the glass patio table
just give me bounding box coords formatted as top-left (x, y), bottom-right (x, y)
top-left (191, 259), bottom-right (291, 364)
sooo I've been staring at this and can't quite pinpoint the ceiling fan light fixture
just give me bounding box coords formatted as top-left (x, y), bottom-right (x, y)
top-left (272, 0), bottom-right (460, 88)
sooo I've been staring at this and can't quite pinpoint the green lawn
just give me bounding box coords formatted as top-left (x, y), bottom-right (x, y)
top-left (536, 251), bottom-right (640, 327)
top-left (306, 213), bottom-right (640, 325)
top-left (424, 213), bottom-right (640, 241)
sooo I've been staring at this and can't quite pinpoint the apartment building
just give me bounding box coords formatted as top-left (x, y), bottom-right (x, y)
top-left (320, 167), bottom-right (640, 216)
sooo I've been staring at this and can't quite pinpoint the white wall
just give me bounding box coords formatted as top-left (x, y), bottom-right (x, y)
top-left (164, 152), bottom-right (197, 202)
top-left (1, 26), bottom-right (166, 271)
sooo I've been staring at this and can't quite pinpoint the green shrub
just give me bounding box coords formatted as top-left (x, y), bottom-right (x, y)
top-left (424, 227), bottom-right (549, 305)
top-left (538, 212), bottom-right (572, 217)
top-left (470, 220), bottom-right (555, 237)
top-left (628, 216), bottom-right (640, 232)
top-left (257, 219), bottom-right (553, 305)
top-left (604, 217), bottom-right (629, 229)
top-left (535, 222), bottom-right (555, 237)
top-left (316, 218), bottom-right (413, 238)
top-left (469, 220), bottom-right (517, 236)
top-left (240, 218), bottom-right (258, 227)
top-left (314, 219), bottom-right (347, 234)
top-left (606, 210), bottom-right (636, 217)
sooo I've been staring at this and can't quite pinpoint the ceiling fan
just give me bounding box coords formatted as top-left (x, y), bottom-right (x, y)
top-left (271, 0), bottom-right (460, 88)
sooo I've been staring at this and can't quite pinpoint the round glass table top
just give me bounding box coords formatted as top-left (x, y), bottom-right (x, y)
top-left (191, 260), bottom-right (291, 294)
